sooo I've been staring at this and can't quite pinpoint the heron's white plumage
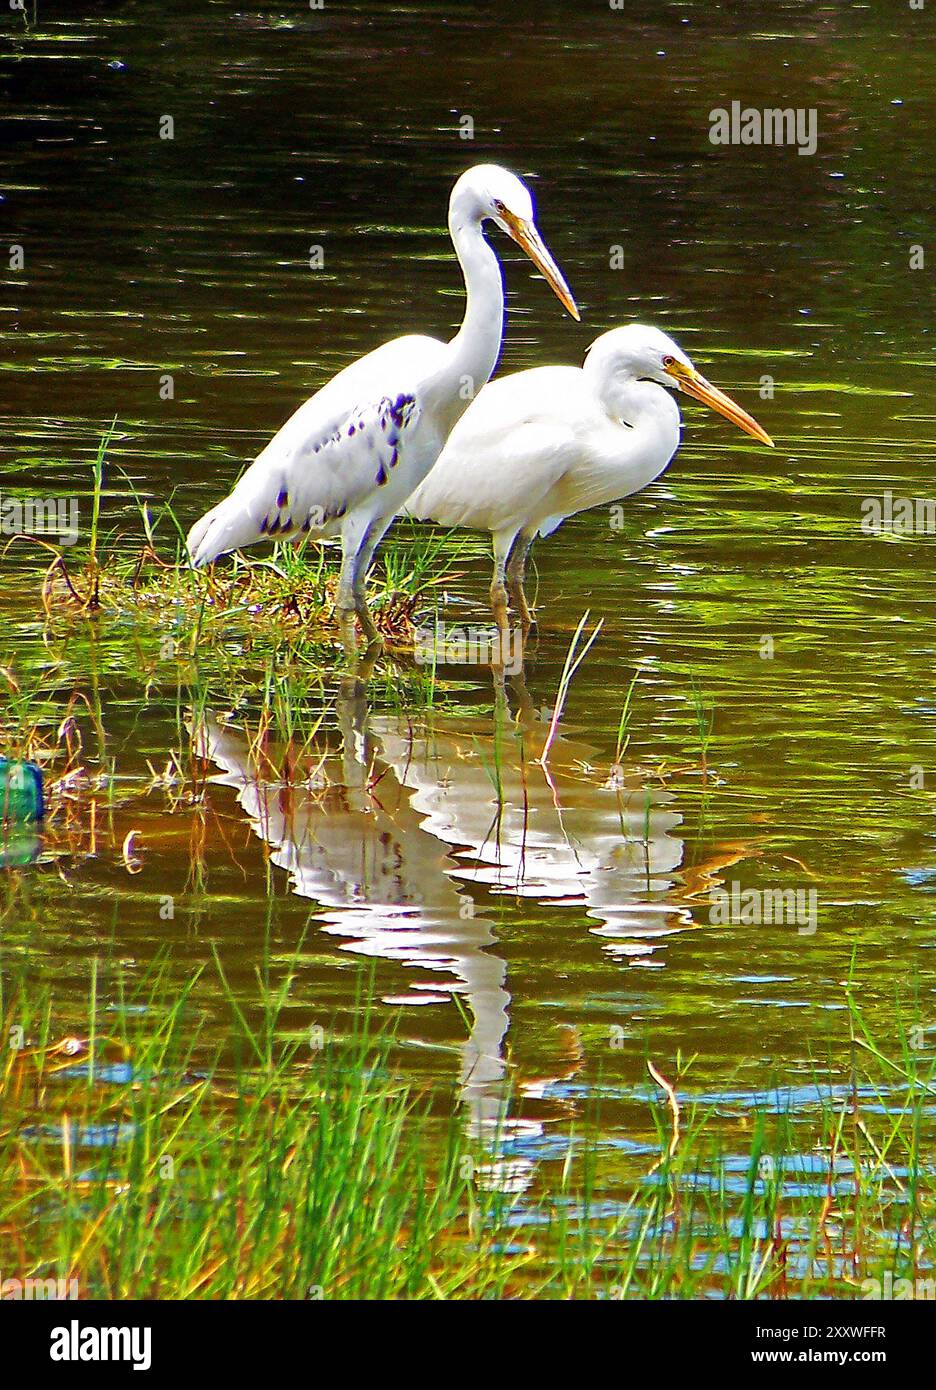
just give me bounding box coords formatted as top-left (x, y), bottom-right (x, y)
top-left (405, 324), bottom-right (772, 630)
top-left (185, 163), bottom-right (577, 645)
top-left (405, 328), bottom-right (683, 549)
top-left (406, 371), bottom-right (582, 536)
top-left (187, 335), bottom-right (438, 566)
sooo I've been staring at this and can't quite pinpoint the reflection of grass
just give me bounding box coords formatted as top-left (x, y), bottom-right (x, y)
top-left (689, 673), bottom-right (714, 769)
top-left (1, 959), bottom-right (932, 1299)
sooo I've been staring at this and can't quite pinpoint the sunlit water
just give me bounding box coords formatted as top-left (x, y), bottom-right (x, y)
top-left (2, 2), bottom-right (935, 1282)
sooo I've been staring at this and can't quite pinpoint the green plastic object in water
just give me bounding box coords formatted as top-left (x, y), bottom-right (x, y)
top-left (0, 757), bottom-right (45, 825)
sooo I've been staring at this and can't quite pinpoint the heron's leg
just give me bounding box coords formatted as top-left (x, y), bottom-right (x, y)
top-left (490, 528), bottom-right (518, 640)
top-left (490, 581), bottom-right (509, 639)
top-left (336, 545), bottom-right (360, 656)
top-left (337, 517), bottom-right (382, 651)
top-left (505, 529), bottom-right (536, 636)
top-left (336, 526), bottom-right (379, 659)
top-left (355, 601), bottom-right (381, 649)
top-left (351, 514), bottom-right (395, 647)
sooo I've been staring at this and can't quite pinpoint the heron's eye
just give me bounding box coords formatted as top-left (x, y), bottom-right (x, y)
top-left (493, 199), bottom-right (506, 215)
top-left (662, 355), bottom-right (675, 369)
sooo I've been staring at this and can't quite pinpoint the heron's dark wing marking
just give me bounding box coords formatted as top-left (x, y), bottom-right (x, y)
top-left (256, 391), bottom-right (421, 537)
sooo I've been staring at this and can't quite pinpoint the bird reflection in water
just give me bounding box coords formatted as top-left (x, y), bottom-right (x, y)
top-left (191, 671), bottom-right (690, 1190)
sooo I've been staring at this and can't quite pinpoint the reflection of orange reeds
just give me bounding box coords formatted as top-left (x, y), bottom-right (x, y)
top-left (678, 840), bottom-right (820, 909)
top-left (679, 841), bottom-right (755, 901)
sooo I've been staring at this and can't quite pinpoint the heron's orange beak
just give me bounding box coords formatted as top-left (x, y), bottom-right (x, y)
top-left (501, 211), bottom-right (580, 321)
top-left (665, 360), bottom-right (774, 447)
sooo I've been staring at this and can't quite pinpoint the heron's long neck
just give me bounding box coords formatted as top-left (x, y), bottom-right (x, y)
top-left (428, 215), bottom-right (504, 432)
top-left (585, 359), bottom-right (681, 480)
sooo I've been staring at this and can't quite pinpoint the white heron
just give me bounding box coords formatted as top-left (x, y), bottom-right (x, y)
top-left (185, 164), bottom-right (578, 648)
top-left (404, 324), bottom-right (774, 633)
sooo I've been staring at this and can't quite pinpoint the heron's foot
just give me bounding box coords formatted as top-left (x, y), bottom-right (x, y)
top-left (339, 602), bottom-right (379, 651)
top-left (339, 670), bottom-right (368, 704)
top-left (354, 597), bottom-right (383, 648)
top-left (490, 581), bottom-right (510, 641)
top-left (357, 636), bottom-right (383, 682)
top-left (338, 608), bottom-right (383, 684)
top-left (340, 639), bottom-right (381, 689)
top-left (488, 582), bottom-right (527, 675)
top-left (507, 578), bottom-right (535, 639)
top-left (338, 606), bottom-right (358, 653)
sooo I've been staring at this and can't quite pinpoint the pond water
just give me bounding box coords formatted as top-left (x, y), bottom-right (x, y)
top-left (2, 1), bottom-right (935, 1290)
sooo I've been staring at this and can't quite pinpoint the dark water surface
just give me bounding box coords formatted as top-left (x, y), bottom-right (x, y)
top-left (2, 1), bottom-right (935, 1279)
